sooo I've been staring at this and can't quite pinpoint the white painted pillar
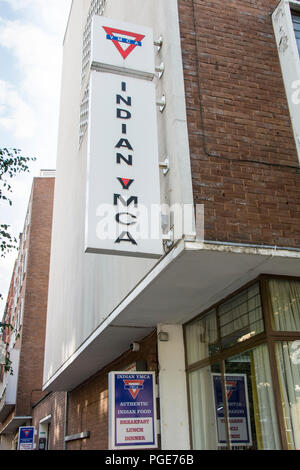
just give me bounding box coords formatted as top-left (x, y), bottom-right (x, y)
top-left (157, 324), bottom-right (190, 450)
top-left (0, 434), bottom-right (14, 450)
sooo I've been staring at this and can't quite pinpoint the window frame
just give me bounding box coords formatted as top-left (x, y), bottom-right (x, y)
top-left (184, 274), bottom-right (300, 450)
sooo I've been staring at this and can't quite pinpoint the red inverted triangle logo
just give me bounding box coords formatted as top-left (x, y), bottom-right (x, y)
top-left (225, 381), bottom-right (237, 400)
top-left (123, 379), bottom-right (144, 399)
top-left (103, 26), bottom-right (145, 59)
top-left (117, 177), bottom-right (134, 190)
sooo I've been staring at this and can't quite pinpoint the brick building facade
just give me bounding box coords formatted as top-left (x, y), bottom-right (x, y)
top-left (0, 174), bottom-right (58, 449)
top-left (41, 0), bottom-right (300, 451)
top-left (31, 392), bottom-right (66, 451)
top-left (179, 0), bottom-right (300, 248)
top-left (65, 332), bottom-right (157, 450)
top-left (1, 0), bottom-right (300, 451)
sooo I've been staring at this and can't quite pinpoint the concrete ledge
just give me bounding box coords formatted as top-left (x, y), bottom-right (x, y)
top-left (65, 431), bottom-right (90, 442)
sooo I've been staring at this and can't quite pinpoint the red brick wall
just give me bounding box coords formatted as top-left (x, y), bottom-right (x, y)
top-left (15, 178), bottom-right (55, 416)
top-left (66, 331), bottom-right (157, 450)
top-left (178, 0), bottom-right (300, 247)
top-left (31, 392), bottom-right (66, 450)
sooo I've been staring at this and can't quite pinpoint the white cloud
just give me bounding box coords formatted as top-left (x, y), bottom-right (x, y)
top-left (0, 0), bottom-right (71, 35)
top-left (0, 17), bottom-right (64, 107)
top-left (0, 0), bottom-right (32, 11)
top-left (0, 0), bottom-right (71, 313)
top-left (0, 79), bottom-right (36, 138)
top-left (0, 0), bottom-right (71, 134)
top-left (0, 17), bottom-right (62, 168)
top-left (0, 1), bottom-right (71, 161)
top-left (0, 252), bottom-right (17, 284)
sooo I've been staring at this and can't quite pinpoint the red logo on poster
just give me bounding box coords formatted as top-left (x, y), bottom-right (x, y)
top-left (123, 379), bottom-right (145, 399)
top-left (225, 380), bottom-right (237, 400)
top-left (103, 27), bottom-right (145, 59)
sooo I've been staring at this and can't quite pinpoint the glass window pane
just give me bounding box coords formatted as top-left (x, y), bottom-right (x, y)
top-left (292, 13), bottom-right (300, 56)
top-left (188, 363), bottom-right (221, 449)
top-left (224, 346), bottom-right (281, 450)
top-left (268, 279), bottom-right (300, 331)
top-left (219, 283), bottom-right (264, 349)
top-left (275, 341), bottom-right (300, 450)
top-left (185, 309), bottom-right (219, 365)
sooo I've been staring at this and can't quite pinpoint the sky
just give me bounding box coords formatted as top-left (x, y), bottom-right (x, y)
top-left (0, 0), bottom-right (72, 315)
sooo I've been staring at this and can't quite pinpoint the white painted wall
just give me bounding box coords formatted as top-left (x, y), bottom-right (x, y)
top-left (157, 324), bottom-right (190, 450)
top-left (0, 348), bottom-right (20, 411)
top-left (6, 349), bottom-right (20, 404)
top-left (0, 434), bottom-right (14, 450)
top-left (43, 0), bottom-right (193, 387)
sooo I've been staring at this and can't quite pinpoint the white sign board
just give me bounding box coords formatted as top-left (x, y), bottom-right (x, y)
top-left (91, 16), bottom-right (155, 80)
top-left (85, 71), bottom-right (162, 258)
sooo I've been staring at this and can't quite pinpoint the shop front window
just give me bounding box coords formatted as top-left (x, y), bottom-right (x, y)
top-left (185, 309), bottom-right (218, 365)
top-left (275, 341), bottom-right (300, 449)
top-left (269, 279), bottom-right (300, 331)
top-left (224, 348), bottom-right (280, 450)
top-left (188, 347), bottom-right (280, 450)
top-left (219, 283), bottom-right (264, 349)
top-left (185, 277), bottom-right (300, 450)
top-left (188, 363), bottom-right (221, 450)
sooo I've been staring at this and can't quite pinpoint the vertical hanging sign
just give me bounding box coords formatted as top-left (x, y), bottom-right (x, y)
top-left (108, 372), bottom-right (158, 449)
top-left (84, 17), bottom-right (162, 258)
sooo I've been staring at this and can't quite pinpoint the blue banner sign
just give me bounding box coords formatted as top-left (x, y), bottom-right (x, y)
top-left (109, 372), bottom-right (157, 449)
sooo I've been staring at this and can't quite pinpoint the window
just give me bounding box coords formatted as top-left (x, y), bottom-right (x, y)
top-left (218, 283), bottom-right (263, 349)
top-left (275, 341), bottom-right (300, 449)
top-left (79, 0), bottom-right (106, 144)
top-left (185, 276), bottom-right (300, 450)
top-left (292, 12), bottom-right (300, 55)
top-left (15, 298), bottom-right (24, 333)
top-left (185, 309), bottom-right (218, 365)
top-left (81, 0), bottom-right (106, 84)
top-left (185, 283), bottom-right (264, 364)
top-left (268, 278), bottom-right (300, 331)
top-left (79, 84), bottom-right (89, 146)
top-left (188, 347), bottom-right (281, 450)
